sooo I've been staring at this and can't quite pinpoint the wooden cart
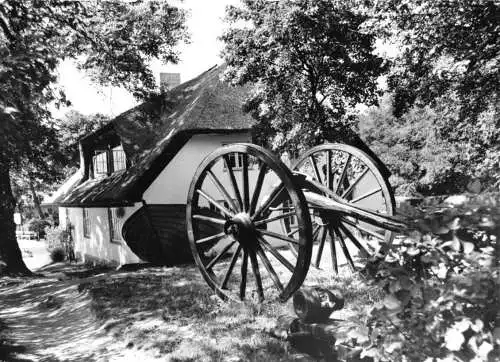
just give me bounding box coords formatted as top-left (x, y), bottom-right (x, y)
top-left (186, 143), bottom-right (406, 302)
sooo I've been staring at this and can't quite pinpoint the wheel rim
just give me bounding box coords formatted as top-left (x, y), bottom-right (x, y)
top-left (187, 143), bottom-right (312, 302)
top-left (290, 143), bottom-right (395, 274)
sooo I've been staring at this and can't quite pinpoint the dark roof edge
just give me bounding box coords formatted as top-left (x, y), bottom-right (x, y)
top-left (57, 200), bottom-right (136, 208)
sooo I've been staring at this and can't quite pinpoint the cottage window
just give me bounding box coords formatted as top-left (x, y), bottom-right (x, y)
top-left (82, 208), bottom-right (90, 238)
top-left (112, 146), bottom-right (127, 172)
top-left (92, 145), bottom-right (127, 178)
top-left (221, 144), bottom-right (255, 171)
top-left (108, 208), bottom-right (122, 243)
top-left (93, 151), bottom-right (108, 176)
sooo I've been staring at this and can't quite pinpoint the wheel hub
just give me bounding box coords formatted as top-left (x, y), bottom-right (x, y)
top-left (224, 213), bottom-right (256, 246)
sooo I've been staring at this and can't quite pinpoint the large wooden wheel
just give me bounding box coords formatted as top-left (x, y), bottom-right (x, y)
top-left (290, 143), bottom-right (396, 274)
top-left (187, 144), bottom-right (312, 302)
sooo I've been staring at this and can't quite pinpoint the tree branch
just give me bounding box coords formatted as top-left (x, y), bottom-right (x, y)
top-left (0, 9), bottom-right (15, 43)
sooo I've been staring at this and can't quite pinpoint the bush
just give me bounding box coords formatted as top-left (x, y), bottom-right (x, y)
top-left (27, 217), bottom-right (51, 239)
top-left (45, 225), bottom-right (75, 262)
top-left (50, 247), bottom-right (66, 263)
top-left (340, 195), bottom-right (500, 361)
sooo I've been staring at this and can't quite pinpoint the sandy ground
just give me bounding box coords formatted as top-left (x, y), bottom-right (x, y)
top-left (0, 267), bottom-right (167, 362)
top-left (0, 238), bottom-right (375, 361)
top-left (18, 238), bottom-right (52, 271)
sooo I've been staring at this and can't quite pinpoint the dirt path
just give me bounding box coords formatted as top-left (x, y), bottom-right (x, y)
top-left (0, 271), bottom-right (152, 362)
top-left (0, 261), bottom-right (370, 361)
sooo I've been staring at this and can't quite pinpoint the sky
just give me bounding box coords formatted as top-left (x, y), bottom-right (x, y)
top-left (53, 0), bottom-right (240, 119)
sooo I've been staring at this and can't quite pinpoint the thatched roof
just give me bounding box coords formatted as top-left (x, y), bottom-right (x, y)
top-left (54, 65), bottom-right (255, 207)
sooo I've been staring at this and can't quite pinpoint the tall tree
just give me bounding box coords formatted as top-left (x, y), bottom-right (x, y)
top-left (221, 0), bottom-right (385, 154)
top-left (0, 0), bottom-right (188, 275)
top-left (360, 0), bottom-right (499, 192)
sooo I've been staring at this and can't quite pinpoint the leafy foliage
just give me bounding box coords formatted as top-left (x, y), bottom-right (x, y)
top-left (374, 0), bottom-right (498, 120)
top-left (358, 0), bottom-right (500, 193)
top-left (0, 0), bottom-right (188, 170)
top-left (0, 0), bottom-right (188, 273)
top-left (343, 195), bottom-right (500, 361)
top-left (221, 0), bottom-right (385, 153)
top-left (359, 92), bottom-right (499, 194)
top-left (26, 217), bottom-right (51, 239)
top-left (56, 111), bottom-right (110, 174)
top-left (359, 94), bottom-right (463, 194)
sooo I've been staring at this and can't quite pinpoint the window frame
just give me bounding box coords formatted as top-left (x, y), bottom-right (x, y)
top-left (108, 208), bottom-right (122, 243)
top-left (112, 146), bottom-right (127, 172)
top-left (91, 144), bottom-right (128, 179)
top-left (221, 143), bottom-right (255, 172)
top-left (92, 150), bottom-right (109, 177)
top-left (82, 208), bottom-right (91, 239)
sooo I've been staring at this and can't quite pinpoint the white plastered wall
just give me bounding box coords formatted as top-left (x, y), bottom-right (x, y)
top-left (59, 203), bottom-right (142, 265)
top-left (143, 132), bottom-right (253, 204)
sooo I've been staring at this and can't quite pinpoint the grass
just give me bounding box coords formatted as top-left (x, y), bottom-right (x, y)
top-left (79, 260), bottom-right (383, 361)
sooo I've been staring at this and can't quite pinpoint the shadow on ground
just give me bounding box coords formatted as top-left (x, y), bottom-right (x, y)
top-left (0, 261), bottom-right (376, 361)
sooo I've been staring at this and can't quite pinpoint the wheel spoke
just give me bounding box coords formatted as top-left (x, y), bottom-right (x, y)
top-left (252, 183), bottom-right (285, 220)
top-left (333, 227), bottom-right (355, 271)
top-left (206, 240), bottom-right (236, 270)
top-left (312, 223), bottom-right (321, 240)
top-left (341, 218), bottom-right (385, 240)
top-left (249, 250), bottom-right (264, 302)
top-left (338, 223), bottom-right (371, 258)
top-left (258, 235), bottom-right (295, 273)
top-left (269, 206), bottom-right (296, 212)
top-left (327, 226), bottom-right (338, 274)
top-left (258, 229), bottom-right (300, 245)
top-left (341, 168), bottom-right (369, 199)
top-left (326, 150), bottom-right (332, 189)
top-left (287, 228), bottom-right (299, 237)
top-left (314, 226), bottom-right (327, 268)
top-left (193, 214), bottom-right (226, 225)
top-left (196, 232), bottom-right (226, 245)
top-left (254, 211), bottom-right (297, 226)
top-left (221, 245), bottom-right (242, 289)
top-left (242, 153), bottom-right (250, 212)
top-left (342, 223), bottom-right (377, 253)
top-left (335, 154), bottom-right (351, 194)
top-left (303, 177), bottom-right (342, 202)
top-left (250, 164), bottom-right (268, 215)
top-left (207, 170), bottom-right (239, 213)
top-left (240, 250), bottom-right (248, 300)
top-left (223, 155), bottom-right (243, 212)
top-left (255, 244), bottom-right (284, 292)
top-left (350, 187), bottom-right (382, 204)
top-left (309, 155), bottom-right (323, 184)
top-left (197, 189), bottom-right (234, 218)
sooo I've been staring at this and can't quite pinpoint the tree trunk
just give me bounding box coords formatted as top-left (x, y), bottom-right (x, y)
top-left (29, 177), bottom-right (44, 218)
top-left (0, 166), bottom-right (31, 276)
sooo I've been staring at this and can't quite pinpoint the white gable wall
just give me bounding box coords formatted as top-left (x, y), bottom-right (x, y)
top-left (143, 132), bottom-right (252, 204)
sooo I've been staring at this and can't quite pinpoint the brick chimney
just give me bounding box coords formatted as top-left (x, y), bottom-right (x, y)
top-left (159, 73), bottom-right (181, 92)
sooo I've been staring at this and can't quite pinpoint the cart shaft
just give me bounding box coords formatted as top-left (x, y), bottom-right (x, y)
top-left (294, 175), bottom-right (407, 232)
